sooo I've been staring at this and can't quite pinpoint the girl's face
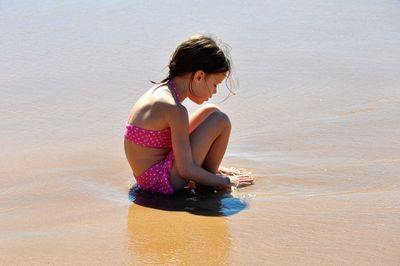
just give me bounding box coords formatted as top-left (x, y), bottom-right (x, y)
top-left (189, 72), bottom-right (226, 104)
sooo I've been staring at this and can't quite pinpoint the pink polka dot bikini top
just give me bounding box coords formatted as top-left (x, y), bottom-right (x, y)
top-left (124, 80), bottom-right (180, 149)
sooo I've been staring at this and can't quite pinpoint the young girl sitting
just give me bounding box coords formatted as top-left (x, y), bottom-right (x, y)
top-left (124, 34), bottom-right (254, 195)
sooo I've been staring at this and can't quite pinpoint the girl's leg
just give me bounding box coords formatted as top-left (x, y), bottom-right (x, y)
top-left (169, 104), bottom-right (231, 190)
top-left (190, 108), bottom-right (231, 173)
top-left (188, 103), bottom-right (221, 134)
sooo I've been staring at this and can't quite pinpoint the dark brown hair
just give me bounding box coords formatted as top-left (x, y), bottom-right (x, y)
top-left (152, 35), bottom-right (236, 100)
top-left (159, 35), bottom-right (231, 83)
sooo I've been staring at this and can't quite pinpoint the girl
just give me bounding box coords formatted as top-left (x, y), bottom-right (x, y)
top-left (124, 34), bottom-right (254, 195)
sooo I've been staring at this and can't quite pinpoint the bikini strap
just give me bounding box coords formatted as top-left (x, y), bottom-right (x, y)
top-left (167, 80), bottom-right (181, 103)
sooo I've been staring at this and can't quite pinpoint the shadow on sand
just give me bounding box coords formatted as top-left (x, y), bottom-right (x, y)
top-left (128, 185), bottom-right (249, 216)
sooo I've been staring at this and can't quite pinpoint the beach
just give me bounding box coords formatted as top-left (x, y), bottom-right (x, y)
top-left (1, 1), bottom-right (400, 265)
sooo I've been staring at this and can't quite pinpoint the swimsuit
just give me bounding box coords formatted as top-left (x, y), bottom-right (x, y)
top-left (124, 80), bottom-right (180, 195)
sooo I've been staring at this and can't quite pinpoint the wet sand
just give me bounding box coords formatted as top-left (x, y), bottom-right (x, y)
top-left (1, 1), bottom-right (400, 265)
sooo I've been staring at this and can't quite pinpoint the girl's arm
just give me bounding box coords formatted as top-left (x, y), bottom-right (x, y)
top-left (166, 104), bottom-right (230, 187)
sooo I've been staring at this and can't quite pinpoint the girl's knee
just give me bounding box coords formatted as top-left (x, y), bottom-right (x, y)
top-left (200, 103), bottom-right (221, 116)
top-left (209, 109), bottom-right (231, 130)
top-left (191, 104), bottom-right (231, 132)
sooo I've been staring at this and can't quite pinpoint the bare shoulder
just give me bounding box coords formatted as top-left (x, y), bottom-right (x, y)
top-left (163, 101), bottom-right (188, 127)
top-left (129, 84), bottom-right (182, 127)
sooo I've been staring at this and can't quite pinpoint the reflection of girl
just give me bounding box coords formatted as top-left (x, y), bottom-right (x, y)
top-left (127, 204), bottom-right (231, 264)
top-left (124, 35), bottom-right (254, 194)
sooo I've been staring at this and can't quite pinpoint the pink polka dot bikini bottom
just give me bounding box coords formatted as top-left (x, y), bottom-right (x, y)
top-left (134, 151), bottom-right (175, 195)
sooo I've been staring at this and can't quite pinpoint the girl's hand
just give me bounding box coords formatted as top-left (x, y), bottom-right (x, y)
top-left (216, 173), bottom-right (255, 190)
top-left (218, 166), bottom-right (254, 187)
top-left (218, 166), bottom-right (252, 177)
top-left (227, 174), bottom-right (254, 188)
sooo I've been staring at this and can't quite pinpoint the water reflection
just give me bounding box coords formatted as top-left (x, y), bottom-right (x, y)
top-left (126, 187), bottom-right (249, 263)
top-left (128, 185), bottom-right (248, 216)
top-left (127, 200), bottom-right (233, 264)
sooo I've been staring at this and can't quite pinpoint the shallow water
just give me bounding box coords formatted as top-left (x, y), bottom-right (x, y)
top-left (1, 0), bottom-right (400, 265)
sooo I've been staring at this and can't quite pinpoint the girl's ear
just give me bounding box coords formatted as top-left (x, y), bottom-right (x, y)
top-left (193, 70), bottom-right (205, 81)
